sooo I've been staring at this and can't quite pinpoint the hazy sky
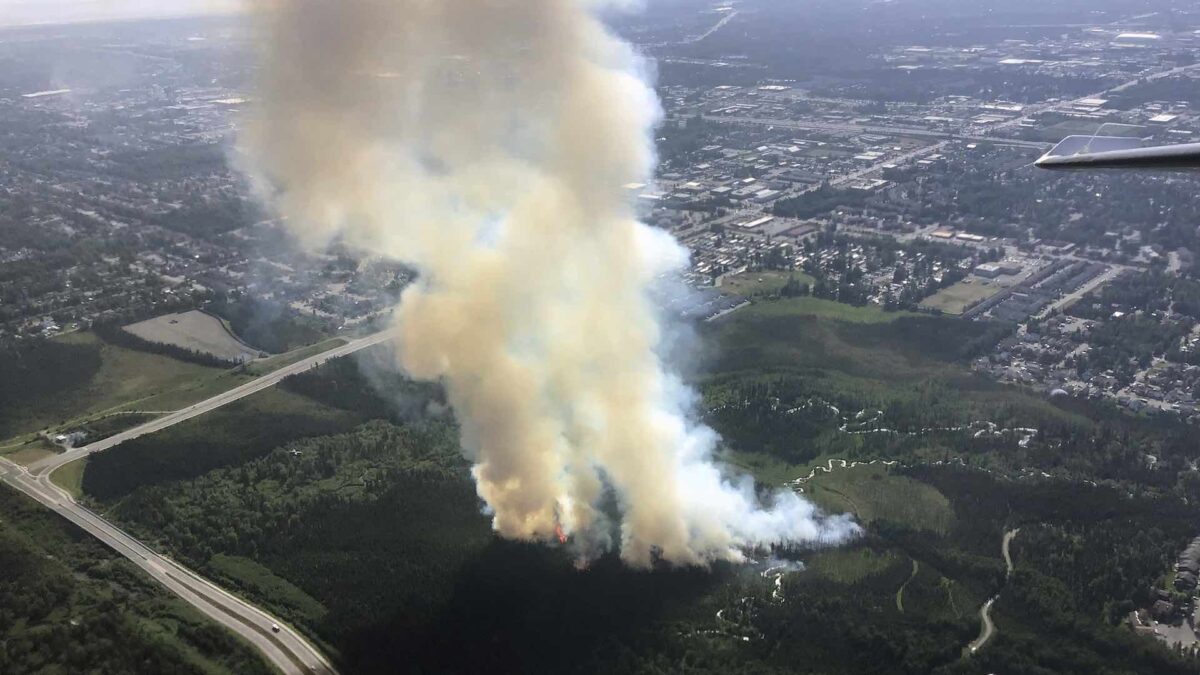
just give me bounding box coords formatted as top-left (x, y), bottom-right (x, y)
top-left (0, 0), bottom-right (241, 27)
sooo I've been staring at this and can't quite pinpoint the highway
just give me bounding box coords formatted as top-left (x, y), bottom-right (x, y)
top-left (28, 329), bottom-right (395, 477)
top-left (0, 455), bottom-right (337, 674)
top-left (4, 329), bottom-right (397, 674)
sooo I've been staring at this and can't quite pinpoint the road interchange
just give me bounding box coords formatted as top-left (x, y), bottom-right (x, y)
top-left (3, 329), bottom-right (397, 674)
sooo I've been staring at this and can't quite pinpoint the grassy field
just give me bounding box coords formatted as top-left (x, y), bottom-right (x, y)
top-left (719, 270), bottom-right (816, 298)
top-left (3, 333), bottom-right (362, 448)
top-left (4, 438), bottom-right (58, 466)
top-left (0, 331), bottom-right (243, 443)
top-left (50, 457), bottom-right (87, 498)
top-left (803, 464), bottom-right (956, 534)
top-left (720, 449), bottom-right (810, 486)
top-left (703, 296), bottom-right (1081, 426)
top-left (807, 547), bottom-right (904, 584)
top-left (74, 412), bottom-right (158, 441)
top-left (208, 554), bottom-right (327, 623)
top-left (707, 300), bottom-right (957, 384)
top-left (244, 337), bottom-right (348, 376)
top-left (124, 310), bottom-right (259, 361)
top-left (921, 278), bottom-right (1005, 315)
top-left (729, 295), bottom-right (913, 323)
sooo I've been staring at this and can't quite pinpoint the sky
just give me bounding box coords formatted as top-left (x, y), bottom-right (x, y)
top-left (0, 0), bottom-right (241, 27)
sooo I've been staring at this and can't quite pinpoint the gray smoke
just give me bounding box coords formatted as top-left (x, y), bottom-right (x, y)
top-left (239, 0), bottom-right (858, 566)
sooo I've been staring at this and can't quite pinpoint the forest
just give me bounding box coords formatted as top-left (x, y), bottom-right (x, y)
top-left (0, 488), bottom-right (271, 675)
top-left (207, 293), bottom-right (329, 354)
top-left (59, 296), bottom-right (1200, 674)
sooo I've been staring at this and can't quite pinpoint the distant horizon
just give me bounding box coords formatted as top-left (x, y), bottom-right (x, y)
top-left (0, 1), bottom-right (242, 29)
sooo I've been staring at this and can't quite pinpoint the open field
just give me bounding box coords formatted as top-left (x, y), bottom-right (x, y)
top-left (4, 438), bottom-right (58, 466)
top-left (0, 332), bottom-right (357, 446)
top-left (807, 547), bottom-right (904, 584)
top-left (208, 554), bottom-right (327, 624)
top-left (703, 297), bottom-right (1073, 412)
top-left (0, 331), bottom-right (238, 443)
top-left (50, 457), bottom-right (87, 498)
top-left (721, 449), bottom-right (809, 486)
top-left (803, 464), bottom-right (956, 534)
top-left (729, 295), bottom-right (913, 323)
top-left (921, 278), bottom-right (1005, 315)
top-left (701, 295), bottom-right (1088, 470)
top-left (244, 337), bottom-right (348, 376)
top-left (124, 310), bottom-right (260, 362)
top-left (719, 270), bottom-right (816, 298)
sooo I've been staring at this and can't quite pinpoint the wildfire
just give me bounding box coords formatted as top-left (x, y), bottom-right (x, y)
top-left (555, 523), bottom-right (568, 544)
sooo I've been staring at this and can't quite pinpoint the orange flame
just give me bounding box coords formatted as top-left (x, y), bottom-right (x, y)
top-left (555, 523), bottom-right (567, 544)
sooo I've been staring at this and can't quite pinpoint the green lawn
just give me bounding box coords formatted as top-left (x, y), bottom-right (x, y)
top-left (921, 279), bottom-right (1005, 315)
top-left (4, 438), bottom-right (59, 466)
top-left (803, 464), bottom-right (956, 535)
top-left (244, 338), bottom-right (348, 376)
top-left (719, 270), bottom-right (816, 298)
top-left (1, 333), bottom-right (357, 446)
top-left (0, 332), bottom-right (247, 444)
top-left (703, 296), bottom-right (1082, 428)
top-left (734, 295), bottom-right (913, 323)
top-left (807, 547), bottom-right (904, 584)
top-left (50, 457), bottom-right (87, 498)
top-left (720, 449), bottom-right (810, 486)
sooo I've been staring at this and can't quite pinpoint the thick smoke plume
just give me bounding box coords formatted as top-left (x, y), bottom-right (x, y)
top-left (240, 0), bottom-right (857, 566)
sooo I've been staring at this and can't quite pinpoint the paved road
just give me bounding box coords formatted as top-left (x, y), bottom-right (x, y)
top-left (0, 456), bottom-right (337, 674)
top-left (5, 330), bottom-right (397, 673)
top-left (1035, 265), bottom-right (1119, 319)
top-left (28, 330), bottom-right (395, 477)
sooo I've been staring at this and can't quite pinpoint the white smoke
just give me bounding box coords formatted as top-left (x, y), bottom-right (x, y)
top-left (239, 0), bottom-right (858, 566)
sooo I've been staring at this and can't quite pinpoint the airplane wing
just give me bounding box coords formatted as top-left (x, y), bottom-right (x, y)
top-left (1035, 135), bottom-right (1200, 171)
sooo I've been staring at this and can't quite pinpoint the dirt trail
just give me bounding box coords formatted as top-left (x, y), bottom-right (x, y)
top-left (896, 559), bottom-right (919, 612)
top-left (966, 528), bottom-right (1019, 656)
